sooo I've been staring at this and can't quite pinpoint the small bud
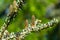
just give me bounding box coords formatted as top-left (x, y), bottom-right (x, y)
top-left (38, 20), bottom-right (42, 23)
top-left (4, 30), bottom-right (9, 36)
top-left (55, 19), bottom-right (59, 23)
top-left (0, 32), bottom-right (2, 39)
top-left (43, 24), bottom-right (47, 28)
top-left (35, 19), bottom-right (42, 25)
top-left (25, 19), bottom-right (28, 29)
top-left (2, 27), bottom-right (5, 32)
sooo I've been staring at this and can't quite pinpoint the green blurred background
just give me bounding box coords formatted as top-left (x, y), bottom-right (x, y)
top-left (0, 0), bottom-right (60, 40)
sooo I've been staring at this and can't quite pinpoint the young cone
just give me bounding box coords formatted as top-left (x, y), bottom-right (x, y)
top-left (31, 15), bottom-right (35, 27)
top-left (7, 4), bottom-right (13, 16)
top-left (9, 4), bottom-right (13, 13)
top-left (13, 0), bottom-right (18, 12)
top-left (25, 19), bottom-right (28, 29)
